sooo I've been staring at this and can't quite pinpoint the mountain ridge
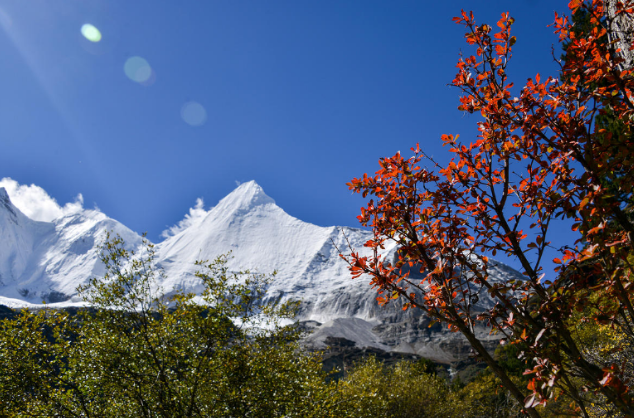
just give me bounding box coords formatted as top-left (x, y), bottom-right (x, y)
top-left (0, 181), bottom-right (519, 361)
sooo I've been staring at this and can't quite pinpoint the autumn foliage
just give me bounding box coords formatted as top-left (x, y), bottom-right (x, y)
top-left (345, 1), bottom-right (634, 416)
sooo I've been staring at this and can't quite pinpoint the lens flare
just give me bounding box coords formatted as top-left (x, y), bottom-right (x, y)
top-left (81, 24), bottom-right (102, 42)
top-left (181, 102), bottom-right (207, 127)
top-left (124, 56), bottom-right (152, 83)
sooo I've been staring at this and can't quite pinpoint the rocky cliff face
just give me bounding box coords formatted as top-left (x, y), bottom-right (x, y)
top-left (0, 182), bottom-right (519, 362)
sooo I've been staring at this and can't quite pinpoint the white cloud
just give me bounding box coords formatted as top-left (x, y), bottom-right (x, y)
top-left (0, 177), bottom-right (84, 222)
top-left (161, 198), bottom-right (208, 238)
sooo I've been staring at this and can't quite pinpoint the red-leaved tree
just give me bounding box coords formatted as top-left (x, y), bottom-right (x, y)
top-left (344, 1), bottom-right (634, 416)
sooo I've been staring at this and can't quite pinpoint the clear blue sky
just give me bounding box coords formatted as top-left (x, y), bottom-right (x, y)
top-left (0, 0), bottom-right (569, 254)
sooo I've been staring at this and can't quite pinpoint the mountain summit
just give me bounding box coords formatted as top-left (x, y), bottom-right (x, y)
top-left (218, 181), bottom-right (276, 211)
top-left (156, 181), bottom-right (369, 319)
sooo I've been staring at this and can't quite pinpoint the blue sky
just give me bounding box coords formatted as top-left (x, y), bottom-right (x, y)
top-left (0, 0), bottom-right (571, 272)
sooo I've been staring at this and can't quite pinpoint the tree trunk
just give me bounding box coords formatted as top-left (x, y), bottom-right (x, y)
top-left (607, 0), bottom-right (634, 71)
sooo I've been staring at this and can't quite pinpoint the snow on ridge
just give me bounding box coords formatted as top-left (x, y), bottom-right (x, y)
top-left (208, 180), bottom-right (276, 220)
top-left (230, 180), bottom-right (275, 206)
top-left (0, 180), bottom-right (527, 357)
top-left (160, 181), bottom-right (275, 240)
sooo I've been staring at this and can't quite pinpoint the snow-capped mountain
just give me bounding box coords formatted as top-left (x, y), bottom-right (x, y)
top-left (156, 181), bottom-right (397, 323)
top-left (0, 181), bottom-right (524, 361)
top-left (0, 187), bottom-right (142, 305)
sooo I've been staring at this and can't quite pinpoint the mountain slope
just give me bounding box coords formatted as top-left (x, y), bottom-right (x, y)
top-left (0, 187), bottom-right (54, 290)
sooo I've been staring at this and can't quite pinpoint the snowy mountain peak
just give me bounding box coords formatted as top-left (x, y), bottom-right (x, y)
top-left (0, 187), bottom-right (8, 200)
top-left (218, 181), bottom-right (275, 212)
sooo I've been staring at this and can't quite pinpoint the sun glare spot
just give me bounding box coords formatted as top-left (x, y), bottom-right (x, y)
top-left (181, 101), bottom-right (207, 127)
top-left (124, 56), bottom-right (152, 83)
top-left (81, 24), bottom-right (102, 42)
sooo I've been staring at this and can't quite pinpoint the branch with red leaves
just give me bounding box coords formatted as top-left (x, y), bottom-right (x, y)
top-left (344, 2), bottom-right (634, 416)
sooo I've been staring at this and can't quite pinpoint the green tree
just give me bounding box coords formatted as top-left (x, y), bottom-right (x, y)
top-left (335, 357), bottom-right (461, 418)
top-left (333, 356), bottom-right (533, 418)
top-left (0, 234), bottom-right (339, 417)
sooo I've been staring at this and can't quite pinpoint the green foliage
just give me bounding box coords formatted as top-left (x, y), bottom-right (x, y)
top-left (0, 234), bottom-right (338, 417)
top-left (332, 356), bottom-right (528, 418)
top-left (334, 357), bottom-right (457, 418)
top-left (411, 357), bottom-right (438, 376)
top-left (494, 343), bottom-right (529, 383)
top-left (554, 288), bottom-right (634, 418)
top-left (456, 373), bottom-right (527, 418)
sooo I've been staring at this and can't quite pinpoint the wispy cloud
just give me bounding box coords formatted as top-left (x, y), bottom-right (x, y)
top-left (0, 177), bottom-right (84, 222)
top-left (161, 198), bottom-right (208, 238)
